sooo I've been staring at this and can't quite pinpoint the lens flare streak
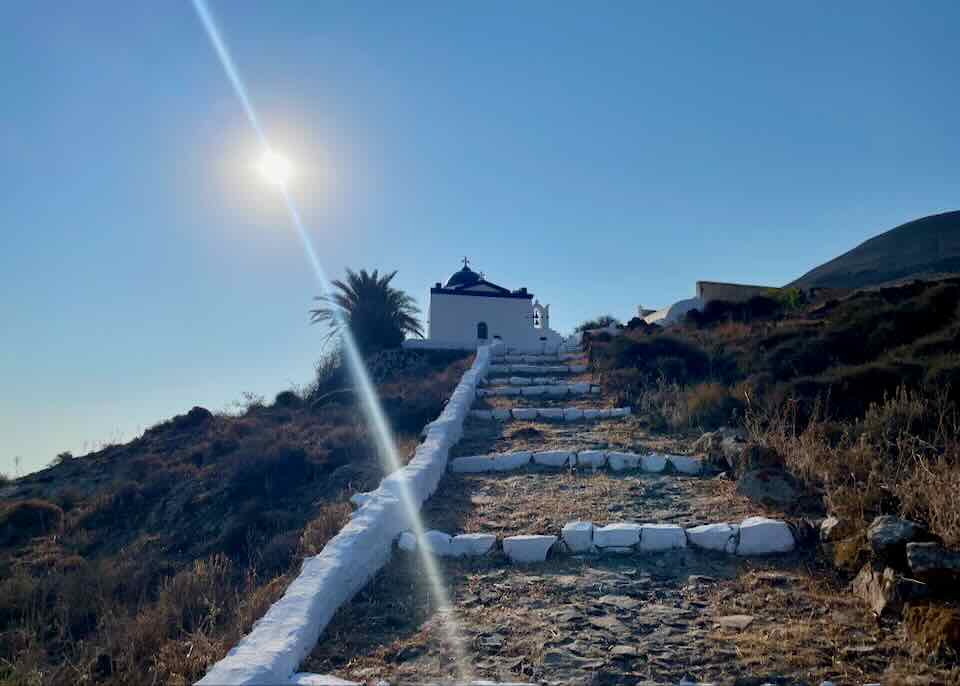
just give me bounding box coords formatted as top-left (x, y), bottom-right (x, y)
top-left (191, 1), bottom-right (471, 681)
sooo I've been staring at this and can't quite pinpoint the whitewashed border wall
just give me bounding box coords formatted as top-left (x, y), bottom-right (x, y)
top-left (196, 343), bottom-right (501, 685)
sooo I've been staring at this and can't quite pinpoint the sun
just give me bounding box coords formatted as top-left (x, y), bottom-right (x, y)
top-left (256, 149), bottom-right (293, 187)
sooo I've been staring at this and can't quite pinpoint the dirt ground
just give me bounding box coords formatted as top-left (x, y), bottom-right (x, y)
top-left (303, 360), bottom-right (959, 685)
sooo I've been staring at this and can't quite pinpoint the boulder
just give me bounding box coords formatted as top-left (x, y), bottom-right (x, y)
top-left (692, 427), bottom-right (746, 470)
top-left (563, 408), bottom-right (585, 421)
top-left (491, 408), bottom-right (512, 421)
top-left (503, 535), bottom-right (556, 563)
top-left (852, 562), bottom-right (929, 617)
top-left (736, 517), bottom-right (795, 555)
top-left (867, 516), bottom-right (928, 564)
top-left (511, 408), bottom-right (539, 421)
top-left (906, 542), bottom-right (960, 578)
top-left (639, 524), bottom-right (687, 552)
top-left (735, 468), bottom-right (801, 507)
top-left (594, 523), bottom-right (641, 549)
top-left (686, 523), bottom-right (738, 553)
top-left (451, 533), bottom-right (497, 557)
top-left (561, 521), bottom-right (594, 553)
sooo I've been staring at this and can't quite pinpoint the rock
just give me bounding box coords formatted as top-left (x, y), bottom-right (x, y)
top-left (492, 452), bottom-right (533, 472)
top-left (492, 408), bottom-right (512, 421)
top-left (667, 455), bottom-right (703, 475)
top-left (503, 535), bottom-right (556, 563)
top-left (867, 515), bottom-right (927, 564)
top-left (609, 645), bottom-right (638, 658)
top-left (451, 533), bottom-right (497, 557)
top-left (607, 452), bottom-right (641, 471)
top-left (511, 408), bottom-right (539, 421)
top-left (469, 409), bottom-right (494, 420)
top-left (640, 453), bottom-right (668, 473)
top-left (736, 517), bottom-right (795, 555)
top-left (594, 523), bottom-right (641, 549)
top-left (735, 468), bottom-right (800, 507)
top-left (599, 595), bottom-right (641, 610)
top-left (562, 521), bottom-right (594, 553)
top-left (397, 531), bottom-right (417, 551)
top-left (449, 455), bottom-right (497, 473)
top-left (539, 408), bottom-right (565, 421)
top-left (852, 562), bottom-right (929, 617)
top-left (904, 604), bottom-right (960, 660)
top-left (421, 530), bottom-right (453, 556)
top-left (686, 523), bottom-right (738, 553)
top-left (906, 542), bottom-right (960, 578)
top-left (533, 450), bottom-right (575, 468)
top-left (716, 614), bottom-right (754, 630)
top-left (639, 524), bottom-right (687, 552)
top-left (563, 408), bottom-right (585, 421)
top-left (577, 450), bottom-right (607, 468)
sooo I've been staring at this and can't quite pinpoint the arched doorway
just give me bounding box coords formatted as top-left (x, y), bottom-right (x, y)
top-left (477, 321), bottom-right (488, 340)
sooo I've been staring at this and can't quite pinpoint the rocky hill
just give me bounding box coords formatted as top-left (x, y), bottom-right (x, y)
top-left (790, 210), bottom-right (960, 290)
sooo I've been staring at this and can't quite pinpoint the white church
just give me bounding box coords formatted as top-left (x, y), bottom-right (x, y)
top-left (405, 259), bottom-right (564, 353)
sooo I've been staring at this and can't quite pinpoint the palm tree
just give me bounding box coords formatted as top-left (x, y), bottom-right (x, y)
top-left (310, 269), bottom-right (423, 354)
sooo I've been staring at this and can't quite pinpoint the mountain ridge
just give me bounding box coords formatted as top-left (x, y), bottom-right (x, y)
top-left (789, 210), bottom-right (960, 290)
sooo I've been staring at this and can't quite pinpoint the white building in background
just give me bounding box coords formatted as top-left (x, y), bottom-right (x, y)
top-left (406, 260), bottom-right (564, 352)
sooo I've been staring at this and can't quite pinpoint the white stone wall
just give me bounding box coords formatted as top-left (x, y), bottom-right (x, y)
top-left (428, 292), bottom-right (563, 352)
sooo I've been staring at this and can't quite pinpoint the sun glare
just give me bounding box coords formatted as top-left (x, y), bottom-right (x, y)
top-left (256, 149), bottom-right (293, 187)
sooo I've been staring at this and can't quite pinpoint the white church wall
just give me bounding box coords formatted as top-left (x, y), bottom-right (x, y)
top-left (428, 292), bottom-right (562, 352)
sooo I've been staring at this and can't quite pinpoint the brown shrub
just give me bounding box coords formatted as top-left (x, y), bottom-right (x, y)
top-left (299, 502), bottom-right (352, 557)
top-left (684, 382), bottom-right (743, 429)
top-left (0, 499), bottom-right (64, 546)
top-left (904, 604), bottom-right (960, 661)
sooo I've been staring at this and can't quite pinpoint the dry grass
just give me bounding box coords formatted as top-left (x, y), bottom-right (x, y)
top-left (0, 351), bottom-right (470, 685)
top-left (745, 386), bottom-right (960, 545)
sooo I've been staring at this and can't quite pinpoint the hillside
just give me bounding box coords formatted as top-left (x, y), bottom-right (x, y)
top-left (0, 349), bottom-right (470, 685)
top-left (790, 210), bottom-right (960, 290)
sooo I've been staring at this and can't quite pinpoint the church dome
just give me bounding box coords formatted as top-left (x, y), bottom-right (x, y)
top-left (445, 264), bottom-right (481, 288)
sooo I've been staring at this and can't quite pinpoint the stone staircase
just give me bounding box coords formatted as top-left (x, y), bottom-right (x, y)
top-left (299, 342), bottom-right (809, 685)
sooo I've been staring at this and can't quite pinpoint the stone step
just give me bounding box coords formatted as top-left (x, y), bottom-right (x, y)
top-left (292, 676), bottom-right (530, 686)
top-left (394, 516), bottom-right (796, 563)
top-left (468, 406), bottom-right (631, 422)
top-left (449, 449), bottom-right (702, 475)
top-left (492, 352), bottom-right (585, 363)
top-left (476, 383), bottom-right (602, 398)
top-left (489, 363), bottom-right (589, 375)
top-left (481, 375), bottom-right (569, 386)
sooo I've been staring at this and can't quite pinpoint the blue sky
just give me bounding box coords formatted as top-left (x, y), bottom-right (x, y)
top-left (2, 1), bottom-right (957, 474)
